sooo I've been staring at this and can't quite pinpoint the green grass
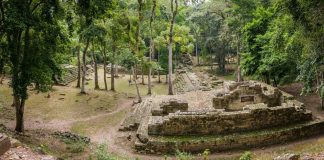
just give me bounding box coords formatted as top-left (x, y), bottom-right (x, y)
top-left (78, 68), bottom-right (168, 96)
top-left (71, 108), bottom-right (127, 136)
top-left (90, 143), bottom-right (129, 160)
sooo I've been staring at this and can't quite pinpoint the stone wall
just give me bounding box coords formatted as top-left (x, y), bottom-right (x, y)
top-left (139, 120), bottom-right (324, 153)
top-left (151, 98), bottom-right (188, 116)
top-left (148, 102), bottom-right (312, 136)
top-left (213, 81), bottom-right (283, 111)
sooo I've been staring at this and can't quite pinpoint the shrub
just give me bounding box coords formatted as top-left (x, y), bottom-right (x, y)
top-left (239, 151), bottom-right (252, 160)
top-left (175, 150), bottom-right (193, 160)
top-left (203, 149), bottom-right (210, 160)
top-left (94, 143), bottom-right (118, 160)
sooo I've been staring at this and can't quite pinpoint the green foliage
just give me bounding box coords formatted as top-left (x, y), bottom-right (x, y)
top-left (119, 49), bottom-right (139, 71)
top-left (202, 149), bottom-right (210, 160)
top-left (69, 142), bottom-right (86, 153)
top-left (239, 0), bottom-right (324, 92)
top-left (93, 143), bottom-right (119, 160)
top-left (175, 150), bottom-right (193, 160)
top-left (239, 151), bottom-right (252, 160)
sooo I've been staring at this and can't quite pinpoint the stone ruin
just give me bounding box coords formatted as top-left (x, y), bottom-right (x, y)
top-left (213, 81), bottom-right (283, 111)
top-left (0, 133), bottom-right (10, 156)
top-left (55, 64), bottom-right (78, 85)
top-left (119, 81), bottom-right (324, 154)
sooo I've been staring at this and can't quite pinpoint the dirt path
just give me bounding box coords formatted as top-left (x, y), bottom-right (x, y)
top-left (44, 99), bottom-right (134, 131)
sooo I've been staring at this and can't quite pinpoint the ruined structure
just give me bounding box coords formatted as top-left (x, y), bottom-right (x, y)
top-left (120, 81), bottom-right (324, 154)
top-left (55, 64), bottom-right (78, 85)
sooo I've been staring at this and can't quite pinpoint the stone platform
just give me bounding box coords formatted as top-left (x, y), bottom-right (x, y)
top-left (0, 133), bottom-right (10, 156)
top-left (120, 81), bottom-right (323, 154)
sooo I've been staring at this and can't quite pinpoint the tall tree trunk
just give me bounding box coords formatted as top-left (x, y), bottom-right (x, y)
top-left (10, 30), bottom-right (24, 133)
top-left (148, 62), bottom-right (152, 95)
top-left (133, 67), bottom-right (142, 103)
top-left (157, 50), bottom-right (161, 83)
top-left (168, 0), bottom-right (178, 95)
top-left (92, 43), bottom-right (99, 90)
top-left (14, 97), bottom-right (25, 132)
top-left (115, 66), bottom-right (119, 77)
top-left (81, 39), bottom-right (90, 94)
top-left (147, 0), bottom-right (156, 95)
top-left (134, 75), bottom-right (142, 103)
top-left (76, 46), bottom-right (81, 88)
top-left (141, 66), bottom-right (144, 85)
top-left (236, 40), bottom-right (243, 82)
top-left (135, 0), bottom-right (144, 81)
top-left (196, 41), bottom-right (199, 66)
top-left (158, 71), bottom-right (161, 83)
top-left (218, 46), bottom-right (226, 74)
top-left (321, 72), bottom-right (323, 110)
top-left (237, 53), bottom-right (243, 82)
top-left (111, 41), bottom-right (116, 91)
top-left (102, 44), bottom-right (108, 91)
top-left (168, 43), bottom-right (173, 95)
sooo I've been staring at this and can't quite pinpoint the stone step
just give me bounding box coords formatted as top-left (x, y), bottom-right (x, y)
top-left (136, 120), bottom-right (324, 154)
top-left (120, 99), bottom-right (153, 131)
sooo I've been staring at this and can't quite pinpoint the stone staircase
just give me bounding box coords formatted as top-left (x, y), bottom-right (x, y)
top-left (174, 73), bottom-right (186, 94)
top-left (174, 71), bottom-right (202, 94)
top-left (119, 98), bottom-right (153, 131)
top-left (56, 65), bottom-right (78, 85)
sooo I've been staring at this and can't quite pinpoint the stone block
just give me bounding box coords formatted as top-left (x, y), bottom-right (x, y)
top-left (213, 81), bottom-right (284, 110)
top-left (0, 133), bottom-right (11, 156)
top-left (157, 98), bottom-right (189, 115)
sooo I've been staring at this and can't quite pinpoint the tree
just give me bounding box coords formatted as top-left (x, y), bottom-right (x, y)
top-left (168, 0), bottom-right (178, 95)
top-left (76, 0), bottom-right (113, 94)
top-left (147, 0), bottom-right (157, 95)
top-left (3, 0), bottom-right (67, 132)
top-left (101, 41), bottom-right (108, 90)
top-left (191, 23), bottom-right (201, 65)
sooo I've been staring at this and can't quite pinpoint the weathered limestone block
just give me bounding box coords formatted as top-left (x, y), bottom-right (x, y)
top-left (213, 81), bottom-right (283, 110)
top-left (151, 98), bottom-right (188, 116)
top-left (0, 133), bottom-right (10, 156)
top-left (148, 102), bottom-right (313, 136)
